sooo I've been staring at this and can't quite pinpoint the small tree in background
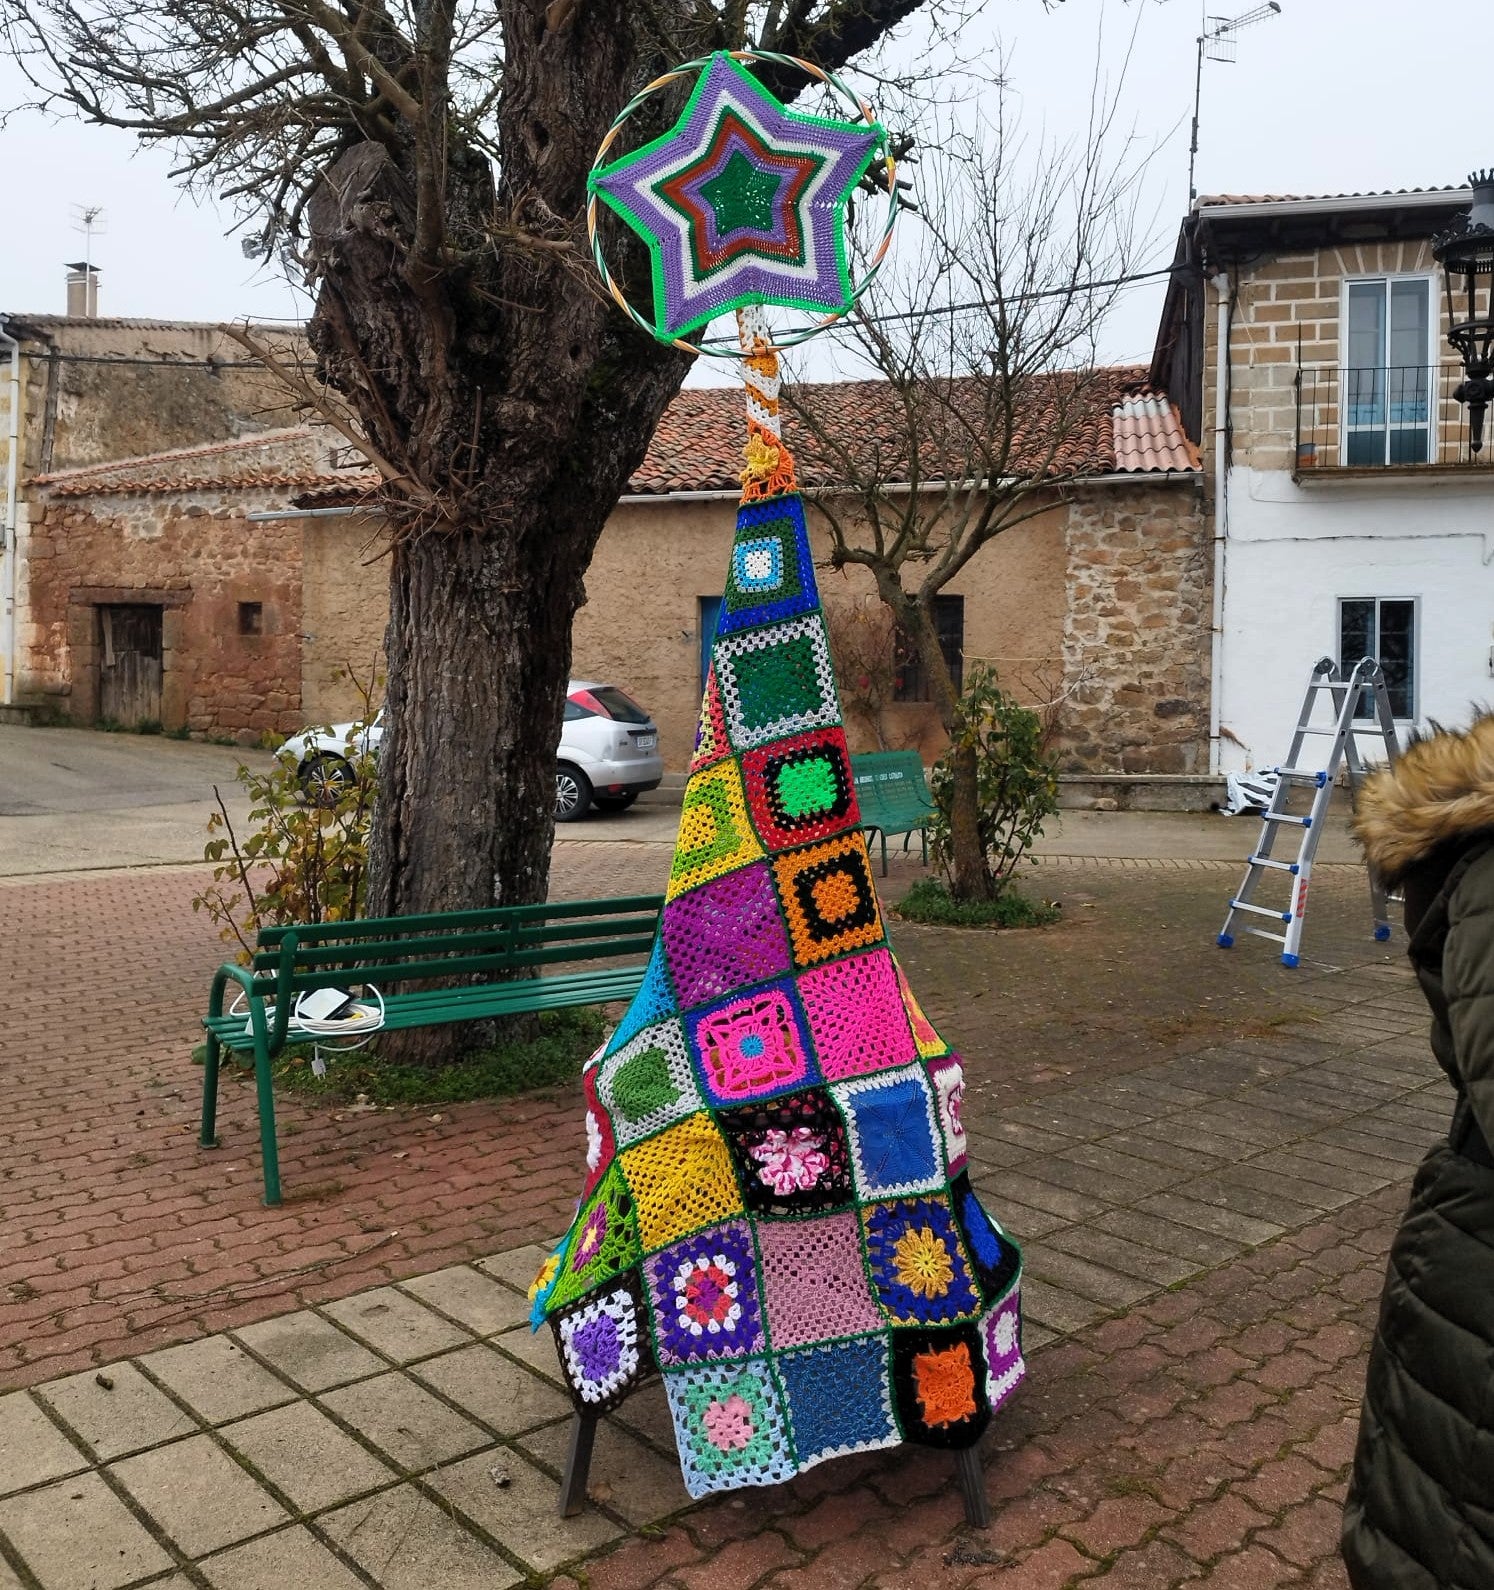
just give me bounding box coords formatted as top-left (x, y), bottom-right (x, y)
top-left (926, 663), bottom-right (1058, 901)
top-left (784, 71), bottom-right (1150, 902)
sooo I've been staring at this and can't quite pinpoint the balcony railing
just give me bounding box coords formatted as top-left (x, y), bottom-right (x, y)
top-left (1294, 363), bottom-right (1488, 473)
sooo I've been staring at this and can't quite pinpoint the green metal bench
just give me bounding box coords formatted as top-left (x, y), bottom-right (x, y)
top-left (199, 894), bottom-right (664, 1206)
top-left (852, 750), bottom-right (937, 877)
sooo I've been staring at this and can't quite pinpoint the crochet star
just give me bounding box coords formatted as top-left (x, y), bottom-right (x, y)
top-left (590, 52), bottom-right (882, 338)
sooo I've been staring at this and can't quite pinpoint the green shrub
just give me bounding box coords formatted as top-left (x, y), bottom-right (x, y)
top-left (193, 709), bottom-right (378, 961)
top-left (894, 876), bottom-right (1059, 929)
top-left (927, 663), bottom-right (1060, 898)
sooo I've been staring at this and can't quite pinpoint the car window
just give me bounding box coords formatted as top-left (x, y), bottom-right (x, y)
top-left (588, 687), bottom-right (650, 724)
top-left (563, 700), bottom-right (593, 721)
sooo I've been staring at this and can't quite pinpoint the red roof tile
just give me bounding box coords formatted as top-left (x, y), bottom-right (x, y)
top-left (628, 366), bottom-right (1197, 494)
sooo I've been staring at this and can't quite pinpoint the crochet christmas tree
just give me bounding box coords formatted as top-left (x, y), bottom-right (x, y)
top-left (530, 321), bottom-right (1026, 1499)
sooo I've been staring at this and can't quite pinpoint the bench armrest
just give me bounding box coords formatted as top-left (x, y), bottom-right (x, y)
top-left (208, 961), bottom-right (280, 1058)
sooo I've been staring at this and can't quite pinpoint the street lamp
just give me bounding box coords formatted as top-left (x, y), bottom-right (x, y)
top-left (1432, 170), bottom-right (1494, 455)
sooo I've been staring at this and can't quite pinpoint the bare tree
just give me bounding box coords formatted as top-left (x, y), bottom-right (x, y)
top-left (783, 92), bottom-right (1150, 901)
top-left (1, 0), bottom-right (991, 1057)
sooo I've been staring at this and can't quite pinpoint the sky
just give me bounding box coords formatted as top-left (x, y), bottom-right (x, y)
top-left (1, 0), bottom-right (1491, 375)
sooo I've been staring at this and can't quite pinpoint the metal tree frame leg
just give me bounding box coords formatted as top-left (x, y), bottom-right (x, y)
top-left (559, 1410), bottom-right (598, 1517)
top-left (954, 1445), bottom-right (989, 1528)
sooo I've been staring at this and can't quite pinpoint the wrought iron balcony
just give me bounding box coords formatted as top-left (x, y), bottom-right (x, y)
top-left (1294, 363), bottom-right (1490, 475)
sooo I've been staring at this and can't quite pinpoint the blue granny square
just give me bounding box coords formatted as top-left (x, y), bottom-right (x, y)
top-left (835, 1064), bottom-right (943, 1199)
top-left (776, 1335), bottom-right (899, 1465)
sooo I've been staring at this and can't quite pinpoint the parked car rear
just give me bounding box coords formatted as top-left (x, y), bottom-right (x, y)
top-left (279, 680), bottom-right (664, 821)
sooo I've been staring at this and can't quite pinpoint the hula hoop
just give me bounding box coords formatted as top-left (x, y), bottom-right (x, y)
top-left (586, 49), bottom-right (899, 359)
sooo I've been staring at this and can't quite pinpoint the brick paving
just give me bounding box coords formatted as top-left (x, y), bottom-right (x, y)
top-left (0, 837), bottom-right (1445, 1585)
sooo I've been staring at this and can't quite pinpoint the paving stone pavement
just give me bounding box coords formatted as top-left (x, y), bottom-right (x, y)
top-left (0, 833), bottom-right (1446, 1585)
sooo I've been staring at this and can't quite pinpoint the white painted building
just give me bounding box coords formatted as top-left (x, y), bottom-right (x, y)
top-left (1151, 187), bottom-right (1494, 774)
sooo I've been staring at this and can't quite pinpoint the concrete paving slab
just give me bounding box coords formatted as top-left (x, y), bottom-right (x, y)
top-left (220, 1403), bottom-right (396, 1514)
top-left (322, 1289), bottom-right (469, 1363)
top-left (139, 1336), bottom-right (297, 1425)
top-left (520, 1415), bottom-right (692, 1526)
top-left (0, 1472), bottom-right (175, 1590)
top-left (399, 1266), bottom-right (530, 1336)
top-left (609, 1379), bottom-right (679, 1454)
top-left (35, 1364), bottom-right (196, 1462)
top-left (408, 1345), bottom-right (571, 1437)
top-left (473, 1245), bottom-right (550, 1294)
top-left (425, 1448), bottom-right (622, 1573)
top-left (0, 1393), bottom-right (88, 1498)
top-left (0, 1552), bottom-right (21, 1588)
top-left (109, 1433), bottom-right (288, 1556)
top-left (1045, 1224), bottom-right (1200, 1288)
top-left (491, 1322), bottom-right (565, 1385)
top-left (319, 1372), bottom-right (491, 1471)
top-left (232, 1311), bottom-right (384, 1393)
top-left (319, 1484), bottom-right (523, 1590)
top-left (198, 1525), bottom-right (368, 1590)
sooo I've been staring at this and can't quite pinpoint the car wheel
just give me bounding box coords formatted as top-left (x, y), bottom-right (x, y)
top-left (555, 763), bottom-right (592, 822)
top-left (593, 792), bottom-right (639, 813)
top-left (301, 752), bottom-right (355, 806)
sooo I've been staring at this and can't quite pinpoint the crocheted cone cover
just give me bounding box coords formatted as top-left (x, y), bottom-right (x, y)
top-left (533, 326), bottom-right (1024, 1498)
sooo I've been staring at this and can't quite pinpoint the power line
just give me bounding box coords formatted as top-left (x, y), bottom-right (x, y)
top-left (847, 264), bottom-right (1184, 328)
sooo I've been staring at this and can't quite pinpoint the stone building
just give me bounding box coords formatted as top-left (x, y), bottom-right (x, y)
top-left (0, 312), bottom-right (302, 711)
top-left (1151, 185), bottom-right (1494, 772)
top-left (4, 316), bottom-right (1208, 780)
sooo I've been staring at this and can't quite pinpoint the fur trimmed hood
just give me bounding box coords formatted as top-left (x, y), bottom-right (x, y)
top-left (1353, 712), bottom-right (1494, 883)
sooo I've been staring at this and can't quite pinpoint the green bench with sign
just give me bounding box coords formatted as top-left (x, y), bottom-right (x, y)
top-left (851, 750), bottom-right (937, 877)
top-left (199, 894), bottom-right (664, 1206)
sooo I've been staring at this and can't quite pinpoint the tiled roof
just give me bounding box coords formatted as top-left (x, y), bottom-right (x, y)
top-left (30, 428), bottom-right (350, 498)
top-left (1112, 394), bottom-right (1201, 473)
top-left (38, 370), bottom-right (1197, 508)
top-left (1198, 185), bottom-right (1469, 207)
top-left (629, 366), bottom-right (1197, 494)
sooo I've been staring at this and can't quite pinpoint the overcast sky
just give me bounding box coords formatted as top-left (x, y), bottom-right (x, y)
top-left (1, 0), bottom-right (1490, 373)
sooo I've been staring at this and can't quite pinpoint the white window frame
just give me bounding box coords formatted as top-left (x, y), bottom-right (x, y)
top-left (1337, 595), bottom-right (1419, 722)
top-left (1338, 273), bottom-right (1438, 467)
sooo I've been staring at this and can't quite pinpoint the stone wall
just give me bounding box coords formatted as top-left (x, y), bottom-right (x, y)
top-left (22, 486), bottom-right (303, 739)
top-left (1057, 481), bottom-right (1212, 774)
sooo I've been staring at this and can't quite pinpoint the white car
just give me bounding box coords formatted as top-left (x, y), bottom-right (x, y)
top-left (280, 680), bottom-right (664, 822)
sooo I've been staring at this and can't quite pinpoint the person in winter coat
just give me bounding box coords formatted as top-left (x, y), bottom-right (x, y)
top-left (1341, 712), bottom-right (1494, 1590)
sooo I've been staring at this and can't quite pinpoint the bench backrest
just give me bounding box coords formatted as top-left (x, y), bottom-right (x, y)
top-left (250, 894), bottom-right (663, 1002)
top-left (851, 751), bottom-right (936, 825)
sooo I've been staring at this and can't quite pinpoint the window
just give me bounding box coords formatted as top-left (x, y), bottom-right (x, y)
top-left (893, 596), bottom-right (965, 703)
top-left (1339, 598), bottom-right (1416, 718)
top-left (1343, 278), bottom-right (1434, 465)
top-left (237, 601), bottom-right (263, 636)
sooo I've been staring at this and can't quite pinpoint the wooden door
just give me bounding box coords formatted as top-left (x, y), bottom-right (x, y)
top-left (98, 605), bottom-right (163, 726)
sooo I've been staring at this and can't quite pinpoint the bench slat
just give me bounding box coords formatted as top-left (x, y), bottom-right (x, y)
top-left (255, 894), bottom-right (664, 948)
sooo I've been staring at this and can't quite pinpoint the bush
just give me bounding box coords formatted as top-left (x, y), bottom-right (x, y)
top-left (926, 663), bottom-right (1060, 898)
top-left (894, 876), bottom-right (1059, 929)
top-left (193, 712), bottom-right (377, 962)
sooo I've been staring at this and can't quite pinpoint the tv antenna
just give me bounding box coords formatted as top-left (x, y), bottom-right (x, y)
top-left (70, 204), bottom-right (106, 266)
top-left (1189, 3), bottom-right (1282, 203)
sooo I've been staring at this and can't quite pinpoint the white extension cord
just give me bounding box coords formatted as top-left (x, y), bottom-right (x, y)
top-left (230, 985), bottom-right (387, 1076)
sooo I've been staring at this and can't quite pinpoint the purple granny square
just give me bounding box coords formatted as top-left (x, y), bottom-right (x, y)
top-left (645, 1219), bottom-right (766, 1365)
top-left (663, 863), bottom-right (792, 1011)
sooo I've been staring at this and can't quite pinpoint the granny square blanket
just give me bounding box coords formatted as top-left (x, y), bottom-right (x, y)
top-left (531, 469), bottom-right (1025, 1500)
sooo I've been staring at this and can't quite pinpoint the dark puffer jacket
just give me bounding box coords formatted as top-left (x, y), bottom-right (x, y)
top-left (1342, 715), bottom-right (1494, 1590)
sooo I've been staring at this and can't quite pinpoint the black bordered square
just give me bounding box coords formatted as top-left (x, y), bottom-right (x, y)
top-left (717, 1087), bottom-right (855, 1216)
top-left (891, 1321), bottom-right (992, 1448)
top-left (949, 1171), bottom-right (1023, 1304)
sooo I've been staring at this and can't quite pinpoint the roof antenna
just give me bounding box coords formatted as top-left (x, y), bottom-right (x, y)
top-left (1189, 4), bottom-right (1282, 205)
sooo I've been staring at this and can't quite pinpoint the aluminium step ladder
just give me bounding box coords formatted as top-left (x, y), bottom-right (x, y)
top-left (1217, 656), bottom-right (1399, 967)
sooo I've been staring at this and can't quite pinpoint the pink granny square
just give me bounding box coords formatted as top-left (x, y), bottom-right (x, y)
top-left (797, 949), bottom-right (917, 1081)
top-left (756, 1212), bottom-right (884, 1348)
